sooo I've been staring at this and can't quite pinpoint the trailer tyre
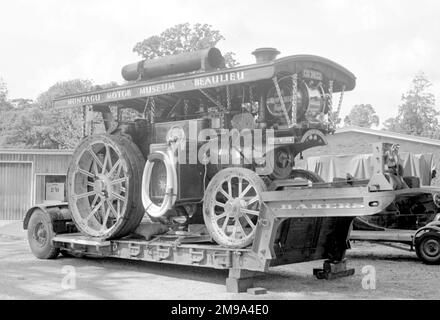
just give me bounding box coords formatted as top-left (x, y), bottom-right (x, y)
top-left (415, 232), bottom-right (440, 264)
top-left (27, 209), bottom-right (59, 259)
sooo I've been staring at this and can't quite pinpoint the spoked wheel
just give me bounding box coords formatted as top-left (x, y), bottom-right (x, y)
top-left (67, 134), bottom-right (145, 239)
top-left (203, 167), bottom-right (267, 248)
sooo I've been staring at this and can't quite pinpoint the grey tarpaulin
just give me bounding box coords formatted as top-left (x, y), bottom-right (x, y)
top-left (302, 152), bottom-right (434, 186)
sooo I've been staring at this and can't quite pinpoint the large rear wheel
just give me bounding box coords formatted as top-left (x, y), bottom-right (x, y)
top-left (203, 167), bottom-right (267, 248)
top-left (67, 134), bottom-right (145, 239)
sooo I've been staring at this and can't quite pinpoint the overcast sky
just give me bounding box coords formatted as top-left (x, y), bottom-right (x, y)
top-left (1, 0), bottom-right (439, 125)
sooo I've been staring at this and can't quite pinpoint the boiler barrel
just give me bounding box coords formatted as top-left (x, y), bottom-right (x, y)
top-left (121, 47), bottom-right (224, 81)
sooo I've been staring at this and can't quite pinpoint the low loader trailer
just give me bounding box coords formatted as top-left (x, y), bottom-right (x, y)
top-left (24, 168), bottom-right (440, 292)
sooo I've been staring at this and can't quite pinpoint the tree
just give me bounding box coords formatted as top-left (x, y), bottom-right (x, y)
top-left (0, 78), bottom-right (12, 111)
top-left (36, 79), bottom-right (94, 109)
top-left (3, 79), bottom-right (94, 149)
top-left (133, 23), bottom-right (238, 67)
top-left (344, 104), bottom-right (379, 128)
top-left (383, 72), bottom-right (439, 138)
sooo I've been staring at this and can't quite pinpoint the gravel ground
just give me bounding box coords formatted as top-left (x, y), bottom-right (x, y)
top-left (0, 221), bottom-right (439, 300)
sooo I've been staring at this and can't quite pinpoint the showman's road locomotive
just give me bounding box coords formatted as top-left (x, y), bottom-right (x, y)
top-left (24, 47), bottom-right (440, 291)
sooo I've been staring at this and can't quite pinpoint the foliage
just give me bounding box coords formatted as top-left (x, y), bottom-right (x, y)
top-left (344, 104), bottom-right (379, 128)
top-left (383, 72), bottom-right (439, 138)
top-left (0, 78), bottom-right (13, 111)
top-left (133, 23), bottom-right (238, 67)
top-left (1, 79), bottom-right (98, 149)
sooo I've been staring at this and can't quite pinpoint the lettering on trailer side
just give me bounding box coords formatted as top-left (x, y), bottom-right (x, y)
top-left (277, 202), bottom-right (365, 210)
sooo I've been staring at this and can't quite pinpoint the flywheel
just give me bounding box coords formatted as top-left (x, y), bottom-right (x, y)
top-left (203, 167), bottom-right (267, 248)
top-left (67, 134), bottom-right (145, 239)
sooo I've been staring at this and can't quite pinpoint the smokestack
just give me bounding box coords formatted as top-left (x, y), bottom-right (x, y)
top-left (251, 47), bottom-right (280, 63)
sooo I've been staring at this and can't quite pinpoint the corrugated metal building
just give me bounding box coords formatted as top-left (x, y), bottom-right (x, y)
top-left (0, 149), bottom-right (73, 220)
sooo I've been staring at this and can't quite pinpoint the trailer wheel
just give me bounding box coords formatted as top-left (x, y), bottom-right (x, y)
top-left (415, 232), bottom-right (440, 264)
top-left (67, 134), bottom-right (145, 239)
top-left (203, 167), bottom-right (267, 248)
top-left (27, 209), bottom-right (59, 259)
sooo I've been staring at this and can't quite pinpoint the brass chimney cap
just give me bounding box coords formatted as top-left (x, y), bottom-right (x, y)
top-left (251, 47), bottom-right (280, 63)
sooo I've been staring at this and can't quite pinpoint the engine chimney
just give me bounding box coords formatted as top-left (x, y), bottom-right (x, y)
top-left (251, 47), bottom-right (280, 63)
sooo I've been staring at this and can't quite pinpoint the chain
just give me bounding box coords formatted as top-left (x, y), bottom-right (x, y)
top-left (143, 97), bottom-right (150, 120)
top-left (272, 76), bottom-right (291, 126)
top-left (150, 97), bottom-right (156, 124)
top-left (226, 85), bottom-right (231, 111)
top-left (249, 85), bottom-right (254, 104)
top-left (291, 74), bottom-right (298, 125)
top-left (327, 80), bottom-right (334, 126)
top-left (335, 84), bottom-right (346, 124)
top-left (184, 99), bottom-right (189, 115)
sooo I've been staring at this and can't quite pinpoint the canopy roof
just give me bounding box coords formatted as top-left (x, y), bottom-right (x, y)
top-left (53, 54), bottom-right (356, 109)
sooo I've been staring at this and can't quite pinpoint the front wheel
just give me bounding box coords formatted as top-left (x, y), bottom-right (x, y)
top-left (203, 167), bottom-right (267, 248)
top-left (27, 209), bottom-right (59, 259)
top-left (415, 232), bottom-right (440, 264)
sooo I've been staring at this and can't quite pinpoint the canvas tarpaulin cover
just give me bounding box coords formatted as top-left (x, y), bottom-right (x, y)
top-left (303, 152), bottom-right (434, 186)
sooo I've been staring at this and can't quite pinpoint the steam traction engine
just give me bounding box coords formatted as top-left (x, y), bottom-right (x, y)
top-left (24, 47), bottom-right (440, 292)
top-left (62, 48), bottom-right (354, 245)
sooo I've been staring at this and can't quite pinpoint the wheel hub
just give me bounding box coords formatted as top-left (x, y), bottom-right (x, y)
top-left (424, 239), bottom-right (440, 257)
top-left (34, 223), bottom-right (47, 246)
top-left (93, 174), bottom-right (115, 200)
top-left (225, 198), bottom-right (246, 218)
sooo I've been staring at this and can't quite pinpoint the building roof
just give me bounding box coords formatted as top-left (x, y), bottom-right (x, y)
top-left (336, 126), bottom-right (440, 147)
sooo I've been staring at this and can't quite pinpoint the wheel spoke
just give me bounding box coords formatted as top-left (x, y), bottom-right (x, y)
top-left (101, 206), bottom-right (111, 230)
top-left (221, 213), bottom-right (230, 231)
top-left (90, 194), bottom-right (99, 208)
top-left (241, 208), bottom-right (259, 216)
top-left (111, 191), bottom-right (126, 202)
top-left (240, 184), bottom-right (253, 198)
top-left (214, 212), bottom-right (227, 221)
top-left (219, 188), bottom-right (231, 201)
top-left (87, 147), bottom-right (103, 169)
top-left (246, 195), bottom-right (260, 207)
top-left (242, 213), bottom-right (256, 230)
top-left (106, 145), bottom-right (113, 171)
top-left (102, 147), bottom-right (110, 174)
top-left (227, 179), bottom-right (232, 198)
top-left (108, 159), bottom-right (121, 177)
top-left (214, 201), bottom-right (226, 208)
top-left (74, 190), bottom-right (97, 200)
top-left (236, 219), bottom-right (246, 236)
top-left (231, 219), bottom-right (238, 238)
top-left (106, 199), bottom-right (119, 218)
top-left (85, 200), bottom-right (103, 222)
top-left (238, 178), bottom-right (242, 197)
top-left (77, 168), bottom-right (95, 179)
top-left (110, 177), bottom-right (128, 185)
